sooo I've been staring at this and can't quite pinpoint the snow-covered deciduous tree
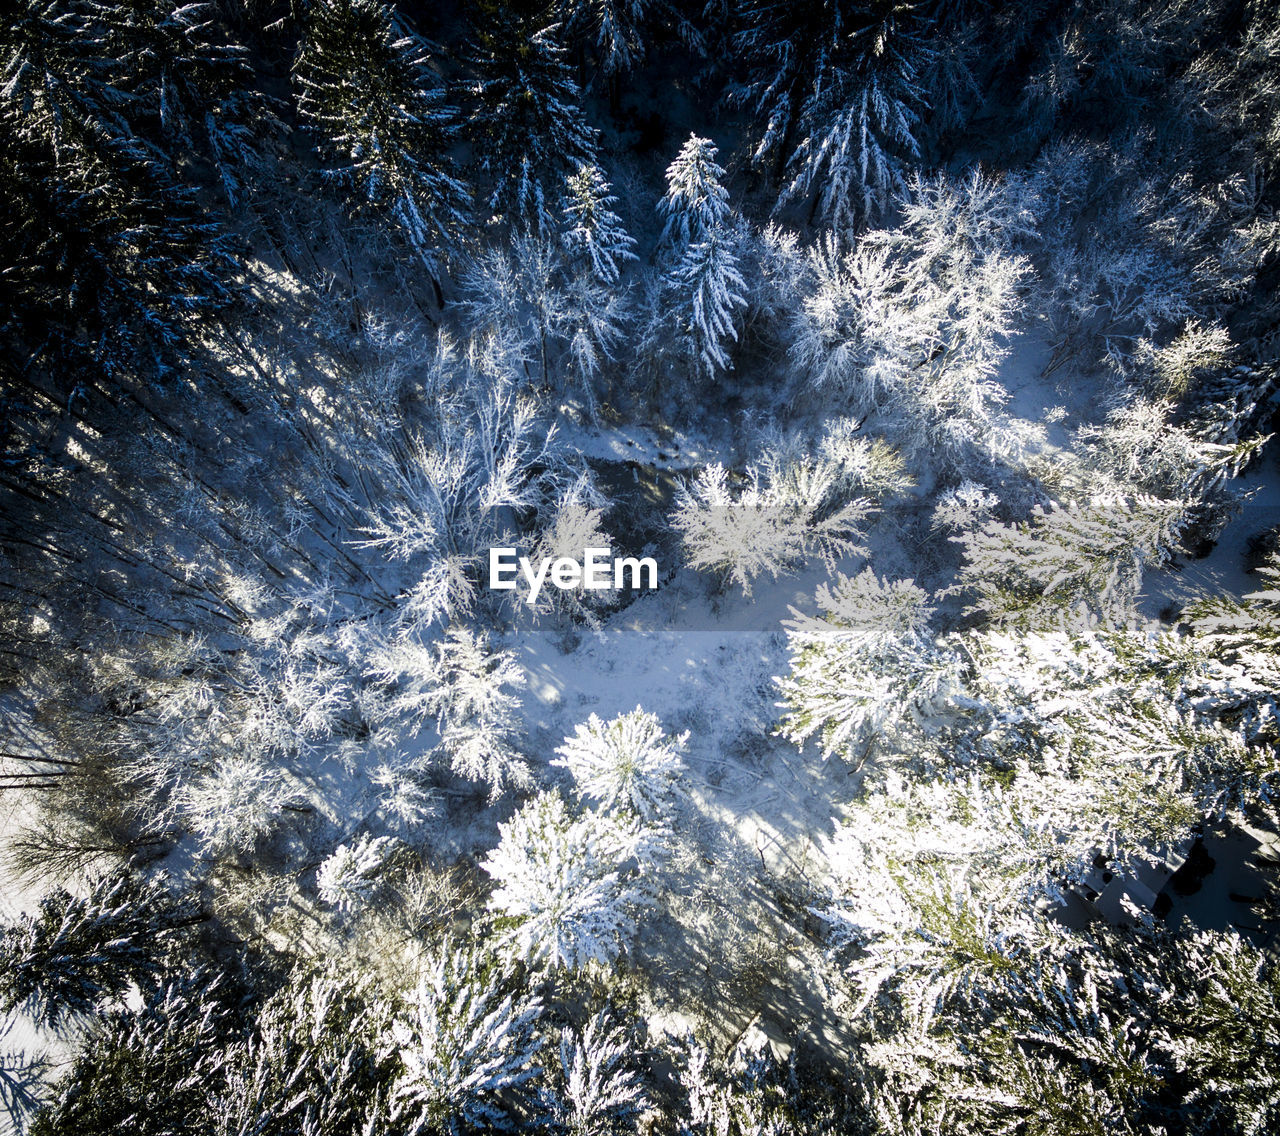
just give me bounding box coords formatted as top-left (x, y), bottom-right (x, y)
top-left (1132, 319), bottom-right (1235, 402)
top-left (670, 436), bottom-right (884, 596)
top-left (553, 707), bottom-right (688, 820)
top-left (527, 475), bottom-right (615, 626)
top-left (562, 164), bottom-right (638, 286)
top-left (295, 0), bottom-right (469, 284)
top-left (776, 570), bottom-right (969, 764)
top-left (461, 233), bottom-right (627, 409)
top-left (352, 334), bottom-right (558, 623)
top-left (177, 754), bottom-right (294, 856)
top-left (316, 834), bottom-right (397, 913)
top-left (482, 791), bottom-right (660, 970)
top-left (1026, 137), bottom-right (1267, 378)
top-left (469, 14), bottom-right (597, 229)
top-left (931, 480), bottom-right (1001, 533)
top-left (548, 1009), bottom-right (647, 1136)
top-left (389, 943), bottom-right (543, 1134)
top-left (790, 171), bottom-right (1036, 474)
top-left (0, 873), bottom-right (200, 1028)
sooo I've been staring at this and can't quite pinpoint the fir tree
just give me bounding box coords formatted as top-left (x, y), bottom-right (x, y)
top-left (389, 942), bottom-right (544, 1134)
top-left (0, 0), bottom-right (237, 386)
top-left (654, 135), bottom-right (747, 379)
top-left (468, 6), bottom-right (598, 230)
top-left (482, 790), bottom-right (661, 970)
top-left (79, 0), bottom-right (266, 206)
top-left (549, 1009), bottom-right (647, 1136)
top-left (0, 872), bottom-right (202, 1028)
top-left (731, 0), bottom-right (934, 226)
top-left (561, 163), bottom-right (637, 286)
top-left (295, 0), bottom-right (469, 288)
top-left (553, 706), bottom-right (688, 820)
top-left (657, 134), bottom-right (732, 250)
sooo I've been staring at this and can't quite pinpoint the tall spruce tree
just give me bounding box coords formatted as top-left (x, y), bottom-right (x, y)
top-left (731, 0), bottom-right (933, 226)
top-left (295, 0), bottom-right (470, 292)
top-left (468, 2), bottom-right (598, 230)
top-left (0, 0), bottom-right (238, 390)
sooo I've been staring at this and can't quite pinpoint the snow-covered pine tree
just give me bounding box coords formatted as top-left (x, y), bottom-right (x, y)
top-left (229, 968), bottom-right (395, 1136)
top-left (953, 493), bottom-right (1190, 628)
top-left (1188, 546), bottom-right (1280, 730)
top-left (651, 135), bottom-right (750, 380)
top-left (80, 0), bottom-right (266, 207)
top-left (1, 0), bottom-right (237, 385)
top-left (1076, 395), bottom-right (1270, 540)
top-left (294, 0), bottom-right (469, 289)
top-left (553, 706), bottom-right (688, 820)
top-left (0, 872), bottom-right (202, 1028)
top-left (316, 834), bottom-right (398, 913)
top-left (390, 942), bottom-right (544, 1134)
top-left (548, 1009), bottom-right (647, 1136)
top-left (775, 569), bottom-right (968, 764)
top-left (468, 7), bottom-right (598, 230)
top-left (555, 0), bottom-right (648, 79)
top-left (670, 231), bottom-right (749, 378)
top-left (732, 0), bottom-right (934, 227)
top-left (30, 974), bottom-right (236, 1133)
top-left (562, 163), bottom-right (638, 286)
top-left (657, 134), bottom-right (732, 250)
top-left (482, 790), bottom-right (660, 970)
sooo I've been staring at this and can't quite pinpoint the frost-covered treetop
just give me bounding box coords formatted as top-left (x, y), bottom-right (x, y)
top-left (390, 941), bottom-right (543, 1132)
top-left (561, 163), bottom-right (637, 285)
top-left (482, 791), bottom-right (660, 970)
top-left (783, 569), bottom-right (935, 654)
top-left (658, 134), bottom-right (731, 247)
top-left (316, 834), bottom-right (397, 913)
top-left (552, 706), bottom-right (688, 820)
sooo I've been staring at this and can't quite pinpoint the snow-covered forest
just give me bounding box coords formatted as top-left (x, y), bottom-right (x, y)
top-left (2, 0), bottom-right (1280, 1132)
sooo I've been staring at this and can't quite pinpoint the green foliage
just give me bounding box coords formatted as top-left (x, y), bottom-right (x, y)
top-left (0, 872), bottom-right (202, 1028)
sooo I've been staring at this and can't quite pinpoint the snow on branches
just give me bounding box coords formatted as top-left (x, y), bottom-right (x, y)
top-left (776, 570), bottom-right (968, 764)
top-left (390, 942), bottom-right (543, 1132)
top-left (482, 791), bottom-right (662, 970)
top-left (553, 706), bottom-right (688, 820)
top-left (669, 429), bottom-right (899, 596)
top-left (316, 834), bottom-right (397, 913)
